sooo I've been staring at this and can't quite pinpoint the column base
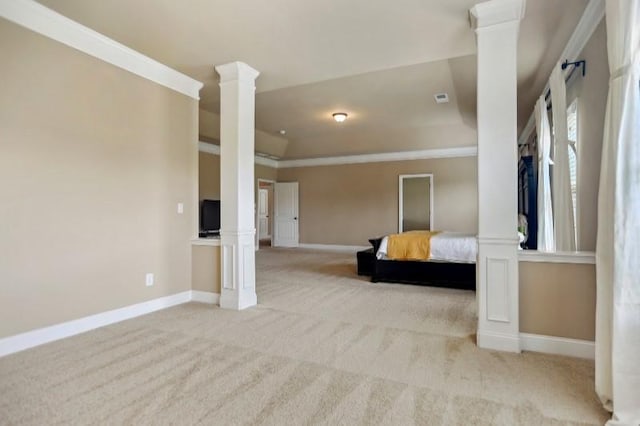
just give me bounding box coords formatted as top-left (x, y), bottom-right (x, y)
top-left (219, 230), bottom-right (257, 311)
top-left (477, 330), bottom-right (521, 353)
top-left (220, 290), bottom-right (257, 310)
top-left (476, 237), bottom-right (520, 353)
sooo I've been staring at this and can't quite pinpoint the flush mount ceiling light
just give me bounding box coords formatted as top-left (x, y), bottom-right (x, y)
top-left (332, 112), bottom-right (348, 123)
top-left (279, 129), bottom-right (286, 135)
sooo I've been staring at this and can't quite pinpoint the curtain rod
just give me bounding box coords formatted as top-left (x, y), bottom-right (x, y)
top-left (517, 0), bottom-right (604, 147)
top-left (544, 59), bottom-right (587, 103)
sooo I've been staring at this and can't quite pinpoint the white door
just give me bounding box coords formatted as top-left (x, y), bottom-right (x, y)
top-left (273, 182), bottom-right (299, 247)
top-left (258, 188), bottom-right (269, 239)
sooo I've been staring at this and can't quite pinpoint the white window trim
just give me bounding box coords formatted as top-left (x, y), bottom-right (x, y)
top-left (567, 98), bottom-right (580, 249)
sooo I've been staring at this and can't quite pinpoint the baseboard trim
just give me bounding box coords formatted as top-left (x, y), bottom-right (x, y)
top-left (0, 290), bottom-right (200, 358)
top-left (191, 290), bottom-right (220, 305)
top-left (0, 291), bottom-right (595, 361)
top-left (477, 330), bottom-right (521, 353)
top-left (520, 333), bottom-right (595, 359)
top-left (518, 250), bottom-right (596, 264)
top-left (298, 243), bottom-right (369, 252)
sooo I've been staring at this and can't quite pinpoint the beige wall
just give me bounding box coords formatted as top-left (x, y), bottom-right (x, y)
top-left (198, 151), bottom-right (277, 202)
top-left (198, 109), bottom-right (221, 145)
top-left (283, 123), bottom-right (476, 159)
top-left (256, 164), bottom-right (278, 182)
top-left (199, 151), bottom-right (221, 201)
top-left (192, 246), bottom-right (221, 294)
top-left (566, 20), bottom-right (609, 251)
top-left (520, 262), bottom-right (596, 341)
top-left (277, 157), bottom-right (477, 246)
top-left (199, 109), bottom-right (288, 158)
top-left (0, 21), bottom-right (198, 338)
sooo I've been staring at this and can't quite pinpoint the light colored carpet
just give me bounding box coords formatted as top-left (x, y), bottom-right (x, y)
top-left (0, 248), bottom-right (609, 425)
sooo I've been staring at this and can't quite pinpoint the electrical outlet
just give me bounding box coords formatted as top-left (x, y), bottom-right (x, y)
top-left (145, 273), bottom-right (154, 287)
top-left (177, 203), bottom-right (184, 214)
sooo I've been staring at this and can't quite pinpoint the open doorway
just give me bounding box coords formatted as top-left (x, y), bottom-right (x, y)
top-left (256, 179), bottom-right (275, 250)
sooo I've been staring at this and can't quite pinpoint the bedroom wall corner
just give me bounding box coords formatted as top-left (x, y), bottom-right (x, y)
top-left (0, 19), bottom-right (198, 338)
top-left (192, 245), bottom-right (221, 295)
top-left (198, 151), bottom-right (278, 203)
top-left (276, 156), bottom-right (478, 246)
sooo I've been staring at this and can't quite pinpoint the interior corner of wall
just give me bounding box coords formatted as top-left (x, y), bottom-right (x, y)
top-left (198, 109), bottom-right (220, 141)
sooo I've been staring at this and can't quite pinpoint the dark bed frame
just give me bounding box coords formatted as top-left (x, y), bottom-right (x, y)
top-left (357, 248), bottom-right (476, 291)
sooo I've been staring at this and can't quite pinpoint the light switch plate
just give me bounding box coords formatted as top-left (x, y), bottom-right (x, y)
top-left (145, 273), bottom-right (154, 287)
top-left (177, 203), bottom-right (184, 214)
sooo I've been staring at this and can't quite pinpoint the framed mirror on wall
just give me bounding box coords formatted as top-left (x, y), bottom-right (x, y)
top-left (398, 174), bottom-right (433, 233)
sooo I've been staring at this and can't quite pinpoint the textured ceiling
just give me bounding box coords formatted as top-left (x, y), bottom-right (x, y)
top-left (36, 0), bottom-right (479, 99)
top-left (254, 57), bottom-right (475, 157)
top-left (36, 0), bottom-right (588, 158)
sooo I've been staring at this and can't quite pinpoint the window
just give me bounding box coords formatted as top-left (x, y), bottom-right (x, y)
top-left (567, 99), bottom-right (578, 244)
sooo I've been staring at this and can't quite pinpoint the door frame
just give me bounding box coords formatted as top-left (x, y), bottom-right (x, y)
top-left (256, 178), bottom-right (276, 251)
top-left (398, 173), bottom-right (434, 233)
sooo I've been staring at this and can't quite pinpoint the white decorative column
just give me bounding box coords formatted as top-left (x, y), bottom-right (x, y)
top-left (470, 0), bottom-right (525, 352)
top-left (215, 62), bottom-right (260, 310)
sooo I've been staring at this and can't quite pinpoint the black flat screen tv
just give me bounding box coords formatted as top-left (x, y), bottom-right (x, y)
top-left (201, 199), bottom-right (221, 234)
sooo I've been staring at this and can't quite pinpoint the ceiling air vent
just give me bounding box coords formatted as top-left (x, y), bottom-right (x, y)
top-left (434, 93), bottom-right (449, 104)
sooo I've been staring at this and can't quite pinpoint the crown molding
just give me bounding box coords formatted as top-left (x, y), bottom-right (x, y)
top-left (560, 0), bottom-right (605, 63)
top-left (518, 0), bottom-right (604, 142)
top-left (0, 0), bottom-right (203, 99)
top-left (198, 142), bottom-right (477, 169)
top-left (198, 142), bottom-right (279, 168)
top-left (277, 146), bottom-right (478, 169)
top-left (254, 156), bottom-right (279, 168)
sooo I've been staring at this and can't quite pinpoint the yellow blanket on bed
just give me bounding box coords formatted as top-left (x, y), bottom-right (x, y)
top-left (386, 231), bottom-right (441, 261)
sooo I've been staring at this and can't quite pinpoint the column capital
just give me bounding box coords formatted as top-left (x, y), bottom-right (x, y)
top-left (215, 61), bottom-right (260, 84)
top-left (469, 0), bottom-right (526, 30)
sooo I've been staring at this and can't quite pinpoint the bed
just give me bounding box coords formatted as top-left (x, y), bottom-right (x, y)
top-left (360, 232), bottom-right (477, 290)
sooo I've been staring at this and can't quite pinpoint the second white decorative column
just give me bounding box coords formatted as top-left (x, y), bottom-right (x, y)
top-left (215, 61), bottom-right (260, 310)
top-left (470, 0), bottom-right (525, 352)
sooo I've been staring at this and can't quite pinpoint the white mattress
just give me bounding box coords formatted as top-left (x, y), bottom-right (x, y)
top-left (377, 232), bottom-right (477, 263)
